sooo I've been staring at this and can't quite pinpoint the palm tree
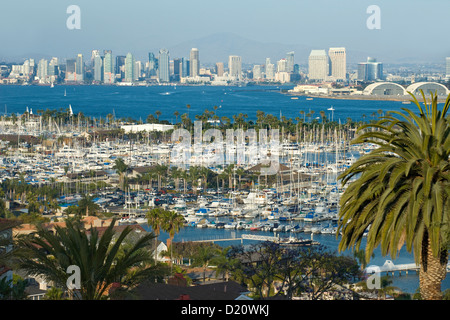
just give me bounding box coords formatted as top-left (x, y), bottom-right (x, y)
top-left (77, 194), bottom-right (100, 217)
top-left (17, 219), bottom-right (159, 300)
top-left (161, 210), bottom-right (185, 270)
top-left (337, 91), bottom-right (450, 300)
top-left (146, 207), bottom-right (165, 262)
top-left (192, 245), bottom-right (220, 283)
top-left (113, 158), bottom-right (128, 190)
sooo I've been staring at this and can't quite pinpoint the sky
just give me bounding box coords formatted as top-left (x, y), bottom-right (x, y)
top-left (0, 0), bottom-right (449, 64)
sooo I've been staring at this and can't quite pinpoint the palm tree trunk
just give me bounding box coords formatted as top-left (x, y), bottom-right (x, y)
top-left (420, 234), bottom-right (448, 300)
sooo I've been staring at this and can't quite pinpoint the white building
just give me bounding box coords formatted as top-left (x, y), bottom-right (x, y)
top-left (328, 47), bottom-right (346, 81)
top-left (190, 48), bottom-right (200, 78)
top-left (228, 55), bottom-right (242, 80)
top-left (308, 50), bottom-right (329, 81)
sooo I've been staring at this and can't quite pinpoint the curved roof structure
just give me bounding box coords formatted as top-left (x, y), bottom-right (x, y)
top-left (363, 82), bottom-right (406, 96)
top-left (406, 82), bottom-right (449, 96)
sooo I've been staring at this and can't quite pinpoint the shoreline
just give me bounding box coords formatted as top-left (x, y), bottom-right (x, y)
top-left (286, 92), bottom-right (448, 103)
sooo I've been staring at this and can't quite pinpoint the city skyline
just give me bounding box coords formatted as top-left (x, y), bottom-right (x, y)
top-left (1, 1), bottom-right (450, 64)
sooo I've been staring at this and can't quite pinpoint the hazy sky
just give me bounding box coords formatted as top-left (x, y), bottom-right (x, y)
top-left (1, 0), bottom-right (449, 63)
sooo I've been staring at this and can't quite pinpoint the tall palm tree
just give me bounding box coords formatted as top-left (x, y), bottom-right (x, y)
top-left (146, 207), bottom-right (164, 262)
top-left (113, 158), bottom-right (128, 190)
top-left (161, 210), bottom-right (185, 269)
top-left (77, 194), bottom-right (100, 217)
top-left (337, 91), bottom-right (450, 300)
top-left (17, 219), bottom-right (159, 300)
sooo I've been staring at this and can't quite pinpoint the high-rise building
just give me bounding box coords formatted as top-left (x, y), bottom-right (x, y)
top-left (173, 58), bottom-right (182, 81)
top-left (190, 48), bottom-right (199, 77)
top-left (277, 59), bottom-right (287, 73)
top-left (357, 57), bottom-right (383, 81)
top-left (328, 47), bottom-right (346, 81)
top-left (116, 55), bottom-right (126, 79)
top-left (446, 57), bottom-right (450, 80)
top-left (253, 65), bottom-right (262, 80)
top-left (125, 52), bottom-right (136, 82)
top-left (103, 50), bottom-right (114, 84)
top-left (37, 59), bottom-right (48, 81)
top-left (93, 52), bottom-right (103, 82)
top-left (65, 59), bottom-right (76, 82)
top-left (48, 58), bottom-right (59, 77)
top-left (286, 52), bottom-right (295, 73)
top-left (265, 63), bottom-right (275, 80)
top-left (148, 52), bottom-right (158, 77)
top-left (228, 55), bottom-right (242, 80)
top-left (75, 54), bottom-right (84, 82)
top-left (215, 62), bottom-right (224, 77)
top-left (158, 49), bottom-right (170, 83)
top-left (308, 50), bottom-right (329, 81)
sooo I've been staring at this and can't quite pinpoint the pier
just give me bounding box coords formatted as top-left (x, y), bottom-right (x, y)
top-left (365, 260), bottom-right (450, 276)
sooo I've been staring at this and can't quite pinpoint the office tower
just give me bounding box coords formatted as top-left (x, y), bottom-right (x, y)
top-left (125, 52), bottom-right (136, 82)
top-left (91, 50), bottom-right (100, 66)
top-left (308, 50), bottom-right (329, 81)
top-left (158, 49), bottom-right (170, 82)
top-left (253, 65), bottom-right (262, 80)
top-left (148, 52), bottom-right (158, 77)
top-left (115, 55), bottom-right (126, 79)
top-left (93, 52), bottom-right (103, 82)
top-left (265, 63), bottom-right (275, 80)
top-left (103, 50), bottom-right (114, 84)
top-left (190, 48), bottom-right (199, 77)
top-left (173, 58), bottom-right (182, 81)
top-left (65, 59), bottom-right (76, 82)
top-left (286, 52), bottom-right (295, 73)
top-left (328, 47), bottom-right (346, 81)
top-left (216, 62), bottom-right (224, 77)
top-left (228, 55), bottom-right (242, 80)
top-left (183, 59), bottom-right (190, 78)
top-left (277, 59), bottom-right (287, 73)
top-left (76, 54), bottom-right (84, 81)
top-left (446, 57), bottom-right (450, 80)
top-left (48, 58), bottom-right (59, 77)
top-left (37, 59), bottom-right (48, 81)
top-left (357, 57), bottom-right (383, 81)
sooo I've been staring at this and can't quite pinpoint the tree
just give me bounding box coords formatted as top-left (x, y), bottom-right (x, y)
top-left (146, 207), bottom-right (165, 262)
top-left (337, 91), bottom-right (450, 300)
top-left (113, 158), bottom-right (128, 190)
top-left (77, 194), bottom-right (100, 217)
top-left (17, 219), bottom-right (161, 300)
top-left (192, 245), bottom-right (221, 283)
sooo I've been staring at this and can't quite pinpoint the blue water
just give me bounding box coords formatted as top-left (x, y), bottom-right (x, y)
top-left (0, 84), bottom-right (414, 123)
top-left (1, 84), bottom-right (448, 295)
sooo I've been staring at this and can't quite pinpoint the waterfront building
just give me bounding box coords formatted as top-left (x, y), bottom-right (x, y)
top-left (286, 51), bottom-right (295, 73)
top-left (65, 58), bottom-right (76, 82)
top-left (328, 47), bottom-right (346, 81)
top-left (125, 52), bottom-right (136, 83)
top-left (37, 59), bottom-right (48, 83)
top-left (308, 50), bottom-right (329, 81)
top-left (357, 57), bottom-right (383, 81)
top-left (93, 52), bottom-right (103, 82)
top-left (103, 50), bottom-right (115, 84)
top-left (277, 59), bottom-right (287, 73)
top-left (253, 65), bottom-right (262, 80)
top-left (158, 49), bottom-right (170, 83)
top-left (215, 62), bottom-right (224, 77)
top-left (190, 48), bottom-right (200, 78)
top-left (116, 55), bottom-right (126, 80)
top-left (76, 54), bottom-right (84, 82)
top-left (265, 63), bottom-right (275, 80)
top-left (228, 55), bottom-right (242, 80)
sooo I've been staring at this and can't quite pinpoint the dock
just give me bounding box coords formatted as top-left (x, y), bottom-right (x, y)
top-left (365, 259), bottom-right (450, 276)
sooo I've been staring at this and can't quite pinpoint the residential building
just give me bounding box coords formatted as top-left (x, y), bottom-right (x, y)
top-left (189, 48), bottom-right (200, 78)
top-left (158, 49), bottom-right (170, 83)
top-left (103, 50), bottom-right (115, 84)
top-left (125, 52), bottom-right (135, 83)
top-left (228, 55), bottom-right (242, 80)
top-left (215, 62), bottom-right (224, 77)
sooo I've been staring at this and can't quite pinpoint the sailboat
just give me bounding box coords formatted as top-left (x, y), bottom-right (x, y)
top-left (64, 89), bottom-right (67, 97)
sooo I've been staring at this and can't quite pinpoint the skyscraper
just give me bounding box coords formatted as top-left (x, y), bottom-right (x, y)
top-left (37, 59), bottom-right (48, 82)
top-left (65, 59), bottom-right (76, 82)
top-left (328, 47), bottom-right (346, 81)
top-left (76, 54), bottom-right (84, 82)
top-left (215, 62), bottom-right (224, 77)
top-left (103, 50), bottom-right (115, 84)
top-left (158, 49), bottom-right (170, 83)
top-left (125, 52), bottom-right (135, 83)
top-left (93, 52), bottom-right (103, 82)
top-left (286, 52), bottom-right (295, 73)
top-left (190, 48), bottom-right (199, 77)
top-left (308, 50), bottom-right (328, 81)
top-left (228, 55), bottom-right (242, 80)
top-left (148, 52), bottom-right (158, 77)
top-left (116, 55), bottom-right (126, 79)
top-left (253, 65), bottom-right (262, 80)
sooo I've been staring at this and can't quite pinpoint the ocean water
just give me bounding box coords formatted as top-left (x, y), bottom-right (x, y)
top-left (0, 84), bottom-right (414, 123)
top-left (1, 83), bottom-right (449, 295)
